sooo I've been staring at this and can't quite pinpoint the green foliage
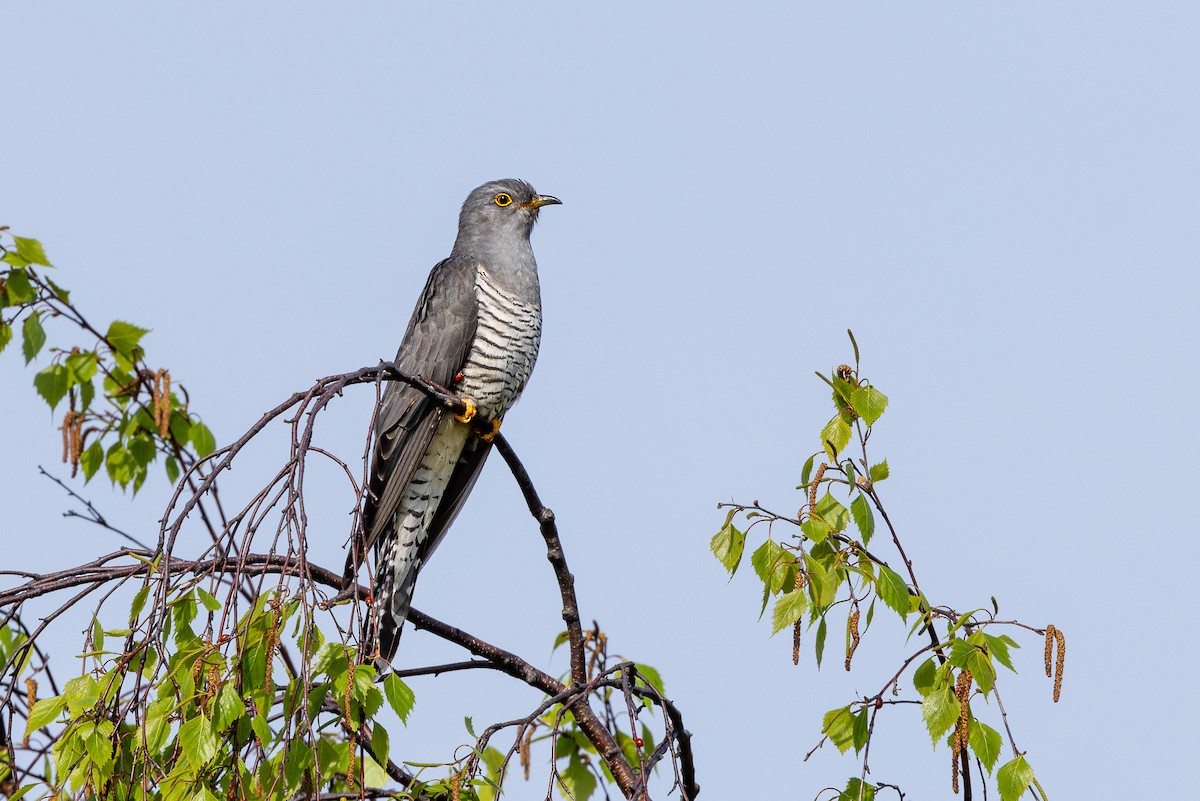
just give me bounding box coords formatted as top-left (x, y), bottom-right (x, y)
top-left (21, 311), bottom-right (45, 363)
top-left (850, 385), bottom-right (888, 426)
top-left (383, 673), bottom-right (416, 724)
top-left (850, 493), bottom-right (874, 544)
top-left (997, 754), bottom-right (1036, 801)
top-left (875, 564), bottom-right (911, 621)
top-left (710, 511), bottom-right (746, 575)
top-left (13, 235), bottom-right (53, 267)
top-left (921, 684), bottom-right (958, 745)
top-left (771, 589), bottom-right (807, 636)
top-left (1, 230), bottom-right (214, 494)
top-left (821, 706), bottom-right (867, 755)
top-left (710, 332), bottom-right (1054, 799)
top-left (840, 777), bottom-right (876, 801)
top-left (970, 719), bottom-right (1003, 773)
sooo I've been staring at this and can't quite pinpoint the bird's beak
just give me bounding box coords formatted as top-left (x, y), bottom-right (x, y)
top-left (528, 194), bottom-right (562, 209)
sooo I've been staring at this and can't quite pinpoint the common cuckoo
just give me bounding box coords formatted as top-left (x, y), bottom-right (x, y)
top-left (355, 178), bottom-right (560, 664)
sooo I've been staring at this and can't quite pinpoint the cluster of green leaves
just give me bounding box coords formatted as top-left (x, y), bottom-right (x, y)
top-left (1, 231), bottom-right (215, 492)
top-left (711, 340), bottom-right (1047, 801)
top-left (17, 581), bottom-right (421, 800)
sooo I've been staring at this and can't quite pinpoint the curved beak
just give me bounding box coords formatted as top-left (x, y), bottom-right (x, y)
top-left (529, 194), bottom-right (562, 209)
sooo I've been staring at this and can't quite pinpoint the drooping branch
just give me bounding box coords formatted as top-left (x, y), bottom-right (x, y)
top-left (491, 434), bottom-right (694, 800)
top-left (2, 361), bottom-right (696, 799)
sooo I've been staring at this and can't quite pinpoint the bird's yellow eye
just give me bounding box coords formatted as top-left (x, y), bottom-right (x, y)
top-left (493, 192), bottom-right (513, 207)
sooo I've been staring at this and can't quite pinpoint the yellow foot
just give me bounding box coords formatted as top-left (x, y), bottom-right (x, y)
top-left (454, 400), bottom-right (478, 425)
top-left (480, 418), bottom-right (502, 443)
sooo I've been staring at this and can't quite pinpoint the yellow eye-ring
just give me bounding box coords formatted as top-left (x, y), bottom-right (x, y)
top-left (493, 192), bottom-right (513, 207)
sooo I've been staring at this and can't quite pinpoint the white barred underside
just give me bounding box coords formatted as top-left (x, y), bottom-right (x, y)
top-left (376, 265), bottom-right (542, 641)
top-left (457, 267), bottom-right (542, 419)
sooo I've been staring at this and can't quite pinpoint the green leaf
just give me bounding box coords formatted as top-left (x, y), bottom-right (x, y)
top-left (997, 755), bottom-right (1035, 801)
top-left (850, 494), bottom-right (874, 543)
top-left (62, 675), bottom-right (100, 715)
top-left (3, 784), bottom-right (36, 801)
top-left (21, 311), bottom-right (45, 364)
top-left (0, 321), bottom-right (12, 353)
top-left (842, 460), bottom-right (857, 492)
top-left (852, 708), bottom-right (869, 752)
top-left (850, 385), bottom-right (888, 426)
top-left (33, 364), bottom-right (70, 410)
top-left (821, 706), bottom-right (857, 754)
top-left (196, 587), bottom-right (221, 612)
top-left (312, 643), bottom-right (348, 678)
top-left (383, 673), bottom-right (415, 724)
top-left (179, 715), bottom-right (218, 768)
top-left (79, 377), bottom-right (95, 411)
top-left (965, 633), bottom-right (998, 695)
top-left (832, 375), bottom-right (857, 410)
top-left (169, 410), bottom-right (191, 445)
top-left (839, 778), bottom-right (876, 801)
top-left (24, 695), bottom-right (67, 734)
top-left (984, 633), bottom-right (1020, 673)
top-left (804, 552), bottom-right (840, 608)
top-left (370, 722), bottom-right (390, 766)
top-left (821, 414), bottom-right (852, 458)
top-left (250, 713), bottom-right (272, 746)
top-left (285, 738), bottom-right (315, 789)
top-left (141, 697), bottom-right (172, 753)
top-left (1, 250), bottom-right (28, 268)
top-left (80, 440), bottom-right (104, 481)
top-left (875, 564), bottom-right (910, 620)
top-left (65, 350), bottom-right (98, 383)
top-left (84, 719), bottom-right (115, 769)
top-left (800, 453), bottom-right (817, 488)
top-left (190, 421), bottom-right (216, 458)
top-left (362, 755), bottom-right (389, 789)
top-left (317, 738), bottom-right (348, 777)
top-left (165, 455), bottom-right (181, 484)
top-left (771, 589), bottom-right (808, 636)
top-left (5, 267), bottom-right (35, 303)
top-left (129, 586), bottom-right (151, 621)
top-left (91, 616), bottom-right (105, 653)
top-left (800, 516), bottom-right (831, 544)
top-left (710, 520), bottom-right (746, 576)
top-left (105, 442), bottom-right (137, 489)
top-left (751, 539), bottom-right (792, 595)
top-left (969, 720), bottom-right (1003, 774)
top-left (562, 754), bottom-right (597, 801)
top-left (869, 460), bottom-right (889, 482)
top-left (912, 658), bottom-right (938, 696)
top-left (921, 685), bottom-right (959, 745)
top-left (815, 616), bottom-right (827, 669)
top-left (815, 492), bottom-right (850, 532)
top-left (105, 320), bottom-right (149, 359)
top-left (14, 237), bottom-right (52, 267)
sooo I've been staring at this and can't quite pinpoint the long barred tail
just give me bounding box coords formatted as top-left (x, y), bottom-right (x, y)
top-left (367, 533), bottom-right (423, 666)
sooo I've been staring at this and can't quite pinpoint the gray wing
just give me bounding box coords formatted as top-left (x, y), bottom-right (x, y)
top-left (358, 256), bottom-right (479, 558)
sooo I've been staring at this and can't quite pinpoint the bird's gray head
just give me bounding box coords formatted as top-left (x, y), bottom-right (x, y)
top-left (452, 179), bottom-right (561, 258)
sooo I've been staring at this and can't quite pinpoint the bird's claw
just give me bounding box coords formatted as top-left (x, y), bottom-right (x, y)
top-left (454, 400), bottom-right (478, 425)
top-left (480, 418), bottom-right (502, 443)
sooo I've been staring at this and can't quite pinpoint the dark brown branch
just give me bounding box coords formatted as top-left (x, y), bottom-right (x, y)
top-left (38, 467), bottom-right (151, 550)
top-left (491, 434), bottom-right (654, 801)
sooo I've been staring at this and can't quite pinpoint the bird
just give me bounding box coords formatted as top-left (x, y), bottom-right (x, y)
top-left (352, 178), bottom-right (560, 665)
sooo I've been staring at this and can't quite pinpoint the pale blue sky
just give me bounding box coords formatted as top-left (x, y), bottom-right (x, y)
top-left (3, 3), bottom-right (1198, 798)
